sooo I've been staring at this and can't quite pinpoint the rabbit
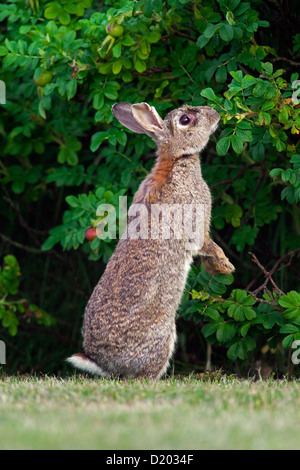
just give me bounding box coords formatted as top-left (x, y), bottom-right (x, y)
top-left (67, 102), bottom-right (235, 380)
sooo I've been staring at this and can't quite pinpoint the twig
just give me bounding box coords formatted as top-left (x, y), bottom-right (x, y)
top-left (249, 251), bottom-right (286, 296)
top-left (210, 162), bottom-right (262, 190)
top-left (248, 295), bottom-right (278, 306)
top-left (268, 248), bottom-right (300, 279)
top-left (249, 249), bottom-right (300, 299)
top-left (132, 67), bottom-right (172, 76)
top-left (2, 187), bottom-right (41, 244)
top-left (0, 232), bottom-right (43, 254)
top-left (270, 57), bottom-right (300, 67)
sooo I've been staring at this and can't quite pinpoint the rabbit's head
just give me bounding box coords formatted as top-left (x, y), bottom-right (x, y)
top-left (112, 102), bottom-right (220, 158)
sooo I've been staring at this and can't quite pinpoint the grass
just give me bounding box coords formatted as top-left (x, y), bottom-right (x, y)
top-left (0, 372), bottom-right (299, 450)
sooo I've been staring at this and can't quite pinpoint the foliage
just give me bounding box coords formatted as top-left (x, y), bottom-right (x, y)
top-left (0, 0), bottom-right (299, 375)
top-left (0, 255), bottom-right (55, 336)
top-left (179, 266), bottom-right (300, 362)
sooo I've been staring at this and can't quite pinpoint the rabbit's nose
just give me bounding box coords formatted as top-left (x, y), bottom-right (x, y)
top-left (203, 107), bottom-right (220, 127)
top-left (205, 107), bottom-right (220, 121)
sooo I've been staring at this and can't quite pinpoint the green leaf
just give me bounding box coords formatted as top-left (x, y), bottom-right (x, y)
top-left (278, 107), bottom-right (289, 124)
top-left (58, 10), bottom-right (70, 25)
top-left (98, 63), bottom-right (112, 75)
top-left (214, 273), bottom-right (234, 285)
top-left (231, 225), bottom-right (259, 252)
top-left (134, 58), bottom-right (147, 73)
top-left (93, 93), bottom-right (104, 110)
top-left (204, 307), bottom-right (220, 321)
top-left (282, 334), bottom-right (295, 349)
top-left (201, 322), bottom-right (218, 338)
top-left (280, 324), bottom-right (299, 334)
top-left (228, 304), bottom-right (245, 321)
top-left (216, 323), bottom-right (236, 342)
top-left (11, 179), bottom-right (25, 194)
top-left (200, 88), bottom-right (218, 102)
top-left (147, 31), bottom-right (161, 43)
top-left (240, 323), bottom-right (251, 337)
top-left (67, 78), bottom-right (77, 100)
top-left (90, 131), bottom-right (109, 152)
top-left (44, 2), bottom-right (61, 19)
top-left (216, 137), bottom-right (230, 156)
top-left (230, 70), bottom-right (243, 83)
top-left (0, 46), bottom-right (8, 56)
top-left (227, 342), bottom-right (242, 360)
top-left (112, 61), bottom-right (123, 75)
top-left (112, 42), bottom-right (122, 58)
top-left (219, 24), bottom-right (234, 41)
top-left (262, 62), bottom-right (273, 75)
top-left (243, 306), bottom-right (257, 321)
top-left (231, 134), bottom-right (244, 154)
top-left (121, 35), bottom-right (135, 46)
top-left (65, 195), bottom-right (79, 208)
top-left (226, 11), bottom-right (236, 25)
top-left (215, 66), bottom-right (227, 83)
top-left (236, 129), bottom-right (253, 143)
top-left (253, 81), bottom-right (269, 97)
top-left (203, 24), bottom-right (218, 39)
top-left (196, 35), bottom-right (209, 48)
top-left (279, 291), bottom-right (300, 309)
top-left (208, 279), bottom-right (227, 295)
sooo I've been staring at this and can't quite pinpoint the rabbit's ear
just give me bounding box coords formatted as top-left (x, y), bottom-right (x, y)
top-left (131, 102), bottom-right (169, 141)
top-left (112, 102), bottom-right (169, 142)
top-left (111, 102), bottom-right (147, 134)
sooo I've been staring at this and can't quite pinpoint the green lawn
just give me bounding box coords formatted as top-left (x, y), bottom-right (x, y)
top-left (0, 373), bottom-right (299, 450)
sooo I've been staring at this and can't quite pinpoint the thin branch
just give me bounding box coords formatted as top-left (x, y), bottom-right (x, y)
top-left (0, 232), bottom-right (43, 254)
top-left (270, 57), bottom-right (300, 67)
top-left (210, 162), bottom-right (262, 190)
top-left (248, 250), bottom-right (300, 299)
top-left (167, 31), bottom-right (197, 42)
top-left (132, 67), bottom-right (172, 76)
top-left (248, 294), bottom-right (278, 306)
top-left (249, 251), bottom-right (285, 296)
top-left (268, 248), bottom-right (300, 277)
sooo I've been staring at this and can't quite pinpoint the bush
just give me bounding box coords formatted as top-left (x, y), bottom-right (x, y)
top-left (0, 0), bottom-right (299, 375)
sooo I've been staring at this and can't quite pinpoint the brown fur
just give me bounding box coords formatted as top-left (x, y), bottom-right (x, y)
top-left (134, 149), bottom-right (175, 205)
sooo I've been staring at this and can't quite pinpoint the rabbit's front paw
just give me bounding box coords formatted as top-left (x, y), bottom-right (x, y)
top-left (202, 256), bottom-right (235, 275)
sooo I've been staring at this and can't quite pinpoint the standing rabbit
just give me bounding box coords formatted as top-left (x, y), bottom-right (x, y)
top-left (67, 102), bottom-right (235, 379)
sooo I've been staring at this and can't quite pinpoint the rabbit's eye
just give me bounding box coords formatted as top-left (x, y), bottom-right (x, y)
top-left (179, 114), bottom-right (192, 125)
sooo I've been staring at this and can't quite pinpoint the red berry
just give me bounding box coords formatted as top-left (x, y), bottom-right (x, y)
top-left (85, 227), bottom-right (97, 241)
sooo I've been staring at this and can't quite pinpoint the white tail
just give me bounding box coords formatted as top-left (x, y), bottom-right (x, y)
top-left (66, 353), bottom-right (110, 377)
